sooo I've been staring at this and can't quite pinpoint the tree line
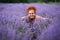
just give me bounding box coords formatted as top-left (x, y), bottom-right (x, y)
top-left (0, 0), bottom-right (60, 3)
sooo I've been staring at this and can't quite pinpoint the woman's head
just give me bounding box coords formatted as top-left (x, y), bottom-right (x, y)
top-left (26, 6), bottom-right (36, 19)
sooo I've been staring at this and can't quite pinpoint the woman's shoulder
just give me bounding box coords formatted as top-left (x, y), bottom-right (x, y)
top-left (36, 15), bottom-right (48, 21)
top-left (20, 16), bottom-right (28, 21)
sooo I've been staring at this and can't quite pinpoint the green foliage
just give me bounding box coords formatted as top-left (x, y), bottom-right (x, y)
top-left (0, 0), bottom-right (60, 3)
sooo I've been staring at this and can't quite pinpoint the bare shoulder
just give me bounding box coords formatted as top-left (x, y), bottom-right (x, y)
top-left (36, 15), bottom-right (51, 25)
top-left (36, 15), bottom-right (48, 21)
top-left (21, 16), bottom-right (28, 21)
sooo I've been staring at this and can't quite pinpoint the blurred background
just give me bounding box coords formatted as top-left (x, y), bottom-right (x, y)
top-left (0, 0), bottom-right (60, 40)
top-left (0, 0), bottom-right (60, 3)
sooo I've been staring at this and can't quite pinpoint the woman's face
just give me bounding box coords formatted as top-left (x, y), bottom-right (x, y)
top-left (28, 10), bottom-right (36, 19)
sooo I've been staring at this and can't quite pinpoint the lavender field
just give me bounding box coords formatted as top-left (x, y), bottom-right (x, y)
top-left (0, 3), bottom-right (60, 40)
